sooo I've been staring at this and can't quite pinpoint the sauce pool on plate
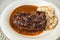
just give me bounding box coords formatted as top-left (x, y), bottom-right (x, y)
top-left (9, 5), bottom-right (47, 36)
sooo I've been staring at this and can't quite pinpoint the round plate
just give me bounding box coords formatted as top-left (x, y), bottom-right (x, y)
top-left (1, 0), bottom-right (60, 40)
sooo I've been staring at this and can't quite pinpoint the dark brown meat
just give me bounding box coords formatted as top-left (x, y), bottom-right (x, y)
top-left (13, 11), bottom-right (47, 31)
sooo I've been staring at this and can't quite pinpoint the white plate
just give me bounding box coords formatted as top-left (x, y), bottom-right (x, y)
top-left (0, 0), bottom-right (60, 40)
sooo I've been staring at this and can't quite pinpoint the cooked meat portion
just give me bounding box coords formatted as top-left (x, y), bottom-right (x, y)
top-left (12, 11), bottom-right (47, 31)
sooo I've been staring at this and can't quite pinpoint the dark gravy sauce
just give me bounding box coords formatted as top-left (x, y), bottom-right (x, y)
top-left (9, 5), bottom-right (47, 36)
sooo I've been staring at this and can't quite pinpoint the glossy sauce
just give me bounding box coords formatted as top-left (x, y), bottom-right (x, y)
top-left (9, 5), bottom-right (44, 36)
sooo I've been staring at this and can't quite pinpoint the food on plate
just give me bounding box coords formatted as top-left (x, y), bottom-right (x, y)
top-left (13, 11), bottom-right (47, 31)
top-left (9, 5), bottom-right (58, 36)
top-left (37, 6), bottom-right (58, 30)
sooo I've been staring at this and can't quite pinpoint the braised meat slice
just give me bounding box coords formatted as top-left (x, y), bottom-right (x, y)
top-left (13, 11), bottom-right (47, 31)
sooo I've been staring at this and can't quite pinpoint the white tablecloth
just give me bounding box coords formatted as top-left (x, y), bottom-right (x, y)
top-left (0, 0), bottom-right (60, 40)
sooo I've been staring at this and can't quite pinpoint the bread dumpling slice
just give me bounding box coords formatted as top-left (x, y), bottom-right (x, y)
top-left (37, 6), bottom-right (58, 30)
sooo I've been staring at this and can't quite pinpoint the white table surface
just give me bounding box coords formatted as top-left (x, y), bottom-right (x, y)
top-left (0, 0), bottom-right (60, 40)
